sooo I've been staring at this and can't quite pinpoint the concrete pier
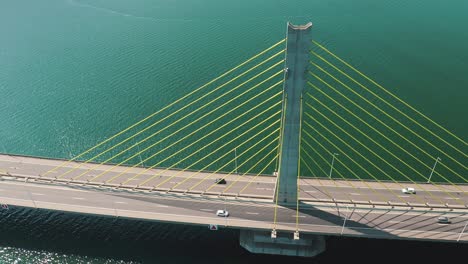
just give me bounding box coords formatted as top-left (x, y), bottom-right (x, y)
top-left (240, 230), bottom-right (326, 257)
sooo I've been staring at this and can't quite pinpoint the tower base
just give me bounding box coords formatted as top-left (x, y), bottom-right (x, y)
top-left (239, 230), bottom-right (326, 257)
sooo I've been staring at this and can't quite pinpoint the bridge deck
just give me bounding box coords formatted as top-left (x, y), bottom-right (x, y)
top-left (0, 180), bottom-right (466, 243)
top-left (0, 154), bottom-right (467, 209)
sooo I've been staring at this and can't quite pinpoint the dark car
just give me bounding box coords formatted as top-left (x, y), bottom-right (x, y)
top-left (215, 178), bottom-right (226, 184)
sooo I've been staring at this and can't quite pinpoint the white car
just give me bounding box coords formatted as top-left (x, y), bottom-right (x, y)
top-left (216, 210), bottom-right (229, 217)
top-left (401, 187), bottom-right (416, 194)
top-left (437, 216), bottom-right (451, 224)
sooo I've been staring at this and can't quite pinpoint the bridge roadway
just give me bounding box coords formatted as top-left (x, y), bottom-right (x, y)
top-left (0, 180), bottom-right (467, 243)
top-left (0, 154), bottom-right (466, 209)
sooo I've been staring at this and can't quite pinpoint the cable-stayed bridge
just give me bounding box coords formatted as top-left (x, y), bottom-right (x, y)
top-left (0, 23), bottom-right (466, 257)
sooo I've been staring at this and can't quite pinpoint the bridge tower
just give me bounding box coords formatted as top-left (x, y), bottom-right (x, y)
top-left (241, 22), bottom-right (325, 258)
top-left (275, 22), bottom-right (313, 204)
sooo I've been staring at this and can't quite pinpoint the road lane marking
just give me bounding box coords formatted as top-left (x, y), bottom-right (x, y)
top-left (256, 188), bottom-right (273, 191)
top-left (72, 197), bottom-right (85, 200)
top-left (0, 181), bottom-right (91, 193)
top-left (200, 209), bottom-right (213, 212)
top-left (445, 197), bottom-right (460, 200)
top-left (115, 201), bottom-right (127, 204)
top-left (0, 158), bottom-right (464, 192)
top-left (350, 193), bottom-right (360, 196)
top-left (0, 182), bottom-right (466, 215)
top-left (399, 195), bottom-right (410, 198)
top-left (304, 190), bottom-right (317, 193)
top-left (292, 215), bottom-right (306, 218)
top-left (1, 166), bottom-right (465, 197)
top-left (2, 194), bottom-right (468, 231)
top-left (155, 205), bottom-right (169, 208)
top-left (246, 212), bottom-right (259, 215)
top-left (388, 220), bottom-right (400, 224)
top-left (31, 193), bottom-right (44, 196)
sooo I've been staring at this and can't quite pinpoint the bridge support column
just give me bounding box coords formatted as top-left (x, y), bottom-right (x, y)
top-left (275, 22), bottom-right (313, 204)
top-left (239, 230), bottom-right (325, 257)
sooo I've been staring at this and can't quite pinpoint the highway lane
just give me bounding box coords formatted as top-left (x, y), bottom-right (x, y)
top-left (1, 154), bottom-right (467, 208)
top-left (0, 180), bottom-right (466, 242)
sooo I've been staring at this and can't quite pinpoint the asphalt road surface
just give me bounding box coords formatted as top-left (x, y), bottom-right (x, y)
top-left (0, 180), bottom-right (467, 242)
top-left (1, 154), bottom-right (466, 209)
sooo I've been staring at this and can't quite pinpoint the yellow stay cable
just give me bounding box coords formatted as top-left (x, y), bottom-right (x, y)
top-left (54, 49), bottom-right (285, 180)
top-left (70, 63), bottom-right (284, 181)
top-left (187, 135), bottom-right (278, 192)
top-left (86, 76), bottom-right (283, 183)
top-left (306, 86), bottom-right (458, 184)
top-left (305, 104), bottom-right (455, 206)
top-left (273, 95), bottom-right (287, 231)
top-left (237, 153), bottom-right (278, 196)
top-left (300, 138), bottom-right (373, 203)
top-left (306, 91), bottom-right (465, 199)
top-left (302, 137), bottom-right (378, 206)
top-left (301, 136), bottom-right (362, 192)
top-left (202, 138), bottom-right (279, 194)
top-left (310, 62), bottom-right (466, 172)
top-left (304, 119), bottom-right (414, 205)
top-left (298, 155), bottom-right (332, 201)
top-left (295, 96), bottom-right (303, 232)
top-left (300, 138), bottom-right (346, 191)
top-left (312, 40), bottom-right (467, 147)
top-left (300, 93), bottom-right (368, 202)
top-left (57, 56), bottom-right (285, 180)
top-left (106, 85), bottom-right (283, 185)
top-left (311, 51), bottom-right (466, 158)
top-left (42, 39), bottom-right (286, 177)
top-left (168, 127), bottom-right (280, 191)
top-left (308, 73), bottom-right (466, 184)
top-left (302, 128), bottom-right (400, 204)
top-left (300, 145), bottom-right (340, 195)
top-left (142, 113), bottom-right (282, 189)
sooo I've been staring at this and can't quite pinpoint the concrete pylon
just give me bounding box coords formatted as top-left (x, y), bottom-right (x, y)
top-left (275, 22), bottom-right (313, 204)
top-left (240, 23), bottom-right (325, 257)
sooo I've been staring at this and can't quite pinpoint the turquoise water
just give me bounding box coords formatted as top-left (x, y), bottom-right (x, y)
top-left (0, 0), bottom-right (467, 262)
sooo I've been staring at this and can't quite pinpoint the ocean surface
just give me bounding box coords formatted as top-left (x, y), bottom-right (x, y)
top-left (0, 0), bottom-right (467, 262)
